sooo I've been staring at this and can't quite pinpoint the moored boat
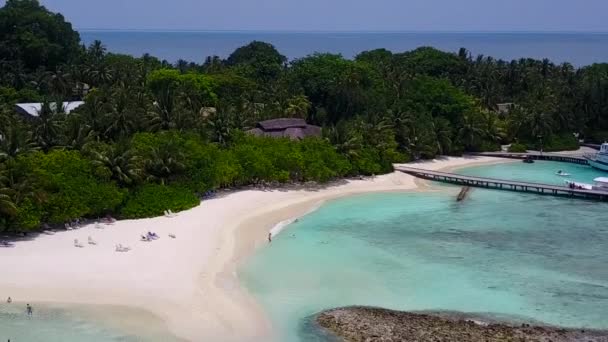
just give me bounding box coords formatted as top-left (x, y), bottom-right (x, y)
top-left (584, 143), bottom-right (608, 172)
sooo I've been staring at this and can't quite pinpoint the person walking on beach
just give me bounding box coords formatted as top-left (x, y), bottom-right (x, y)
top-left (26, 304), bottom-right (32, 316)
top-left (268, 232), bottom-right (272, 243)
top-left (6, 297), bottom-right (11, 303)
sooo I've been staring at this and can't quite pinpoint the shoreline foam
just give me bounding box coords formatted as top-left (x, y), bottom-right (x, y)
top-left (0, 156), bottom-right (514, 341)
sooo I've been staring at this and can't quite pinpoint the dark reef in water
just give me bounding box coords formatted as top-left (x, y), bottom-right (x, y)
top-left (316, 306), bottom-right (608, 342)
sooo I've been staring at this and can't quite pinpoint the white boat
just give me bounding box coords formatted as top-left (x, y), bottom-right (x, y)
top-left (584, 143), bottom-right (608, 172)
top-left (592, 177), bottom-right (608, 191)
top-left (555, 171), bottom-right (571, 177)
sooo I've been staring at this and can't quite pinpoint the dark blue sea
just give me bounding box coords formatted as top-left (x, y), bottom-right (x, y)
top-left (81, 31), bottom-right (608, 66)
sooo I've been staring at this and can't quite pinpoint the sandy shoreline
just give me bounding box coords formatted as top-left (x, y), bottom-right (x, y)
top-left (0, 155), bottom-right (514, 341)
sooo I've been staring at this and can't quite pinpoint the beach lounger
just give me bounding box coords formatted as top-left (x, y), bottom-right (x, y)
top-left (87, 236), bottom-right (97, 245)
top-left (74, 239), bottom-right (84, 248)
top-left (115, 244), bottom-right (131, 252)
top-left (168, 233), bottom-right (176, 239)
top-left (168, 210), bottom-right (177, 217)
top-left (94, 222), bottom-right (103, 229)
top-left (65, 223), bottom-right (73, 230)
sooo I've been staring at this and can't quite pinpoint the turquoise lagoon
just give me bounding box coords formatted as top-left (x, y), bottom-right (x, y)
top-left (0, 303), bottom-right (181, 342)
top-left (240, 161), bottom-right (608, 341)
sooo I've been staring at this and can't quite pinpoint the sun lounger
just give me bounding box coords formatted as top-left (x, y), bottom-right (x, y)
top-left (87, 236), bottom-right (97, 245)
top-left (74, 239), bottom-right (84, 248)
top-left (168, 210), bottom-right (177, 217)
top-left (115, 244), bottom-right (131, 252)
top-left (65, 223), bottom-right (73, 230)
top-left (94, 222), bottom-right (103, 229)
top-left (141, 235), bottom-right (151, 242)
top-left (168, 233), bottom-right (176, 239)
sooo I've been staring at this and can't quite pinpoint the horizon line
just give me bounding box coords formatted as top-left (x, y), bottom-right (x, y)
top-left (77, 28), bottom-right (608, 34)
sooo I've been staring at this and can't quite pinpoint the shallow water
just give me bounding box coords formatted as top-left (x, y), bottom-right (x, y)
top-left (0, 303), bottom-right (181, 342)
top-left (456, 160), bottom-right (607, 186)
top-left (240, 162), bottom-right (608, 341)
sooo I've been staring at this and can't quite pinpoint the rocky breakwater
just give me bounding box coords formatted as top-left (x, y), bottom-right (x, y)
top-left (316, 306), bottom-right (608, 341)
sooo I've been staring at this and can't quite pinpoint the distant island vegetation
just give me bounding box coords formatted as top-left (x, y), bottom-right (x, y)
top-left (0, 0), bottom-right (606, 232)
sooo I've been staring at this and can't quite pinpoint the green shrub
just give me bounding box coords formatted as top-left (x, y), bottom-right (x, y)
top-left (477, 140), bottom-right (501, 152)
top-left (584, 130), bottom-right (608, 144)
top-left (542, 133), bottom-right (579, 152)
top-left (508, 143), bottom-right (528, 153)
top-left (119, 184), bottom-right (199, 219)
top-left (16, 150), bottom-right (125, 224)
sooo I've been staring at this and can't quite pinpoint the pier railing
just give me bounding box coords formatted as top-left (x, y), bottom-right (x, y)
top-left (396, 166), bottom-right (608, 202)
top-left (467, 152), bottom-right (588, 165)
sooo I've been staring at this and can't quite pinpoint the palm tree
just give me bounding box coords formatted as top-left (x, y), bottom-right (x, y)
top-left (206, 111), bottom-right (236, 146)
top-left (0, 167), bottom-right (17, 217)
top-left (43, 68), bottom-right (72, 98)
top-left (85, 63), bottom-right (114, 86)
top-left (458, 111), bottom-right (487, 151)
top-left (285, 95), bottom-right (312, 119)
top-left (64, 115), bottom-right (95, 150)
top-left (0, 114), bottom-right (37, 159)
top-left (87, 40), bottom-right (107, 62)
top-left (104, 88), bottom-right (136, 140)
top-left (32, 101), bottom-right (64, 152)
top-left (90, 146), bottom-right (141, 186)
top-left (324, 122), bottom-right (361, 159)
top-left (432, 117), bottom-right (453, 155)
top-left (142, 144), bottom-right (186, 185)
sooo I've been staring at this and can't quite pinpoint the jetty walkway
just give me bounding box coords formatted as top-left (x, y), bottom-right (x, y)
top-left (467, 152), bottom-right (588, 165)
top-left (396, 166), bottom-right (608, 201)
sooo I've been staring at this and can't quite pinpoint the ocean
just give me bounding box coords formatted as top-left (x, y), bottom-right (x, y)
top-left (80, 31), bottom-right (608, 66)
top-left (240, 161), bottom-right (608, 341)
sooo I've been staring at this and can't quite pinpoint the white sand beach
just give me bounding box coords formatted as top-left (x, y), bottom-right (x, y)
top-left (0, 156), bottom-right (513, 341)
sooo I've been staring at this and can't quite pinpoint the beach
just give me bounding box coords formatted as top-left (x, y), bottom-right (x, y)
top-left (0, 155), bottom-right (517, 341)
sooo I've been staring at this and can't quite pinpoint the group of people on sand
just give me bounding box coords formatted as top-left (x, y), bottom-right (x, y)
top-left (141, 231), bottom-right (160, 241)
top-left (4, 297), bottom-right (33, 316)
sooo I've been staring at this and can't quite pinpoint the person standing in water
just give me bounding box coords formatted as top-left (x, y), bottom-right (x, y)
top-left (268, 232), bottom-right (272, 243)
top-left (26, 304), bottom-right (32, 316)
top-left (6, 297), bottom-right (11, 303)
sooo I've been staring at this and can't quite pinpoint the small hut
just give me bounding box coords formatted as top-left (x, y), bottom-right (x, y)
top-left (247, 118), bottom-right (321, 140)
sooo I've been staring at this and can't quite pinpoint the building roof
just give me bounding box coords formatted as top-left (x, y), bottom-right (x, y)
top-left (258, 118), bottom-right (307, 130)
top-left (15, 101), bottom-right (85, 117)
top-left (247, 118), bottom-right (321, 140)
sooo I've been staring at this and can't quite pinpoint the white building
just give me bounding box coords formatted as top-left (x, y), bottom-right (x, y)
top-left (14, 101), bottom-right (85, 118)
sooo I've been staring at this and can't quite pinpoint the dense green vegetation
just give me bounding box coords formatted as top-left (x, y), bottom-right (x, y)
top-left (1, 0), bottom-right (605, 232)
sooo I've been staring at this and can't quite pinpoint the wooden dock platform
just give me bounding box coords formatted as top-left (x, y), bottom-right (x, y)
top-left (468, 152), bottom-right (588, 165)
top-left (396, 166), bottom-right (608, 201)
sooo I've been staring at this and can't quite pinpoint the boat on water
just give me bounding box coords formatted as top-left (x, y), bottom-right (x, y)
top-left (523, 155), bottom-right (534, 164)
top-left (584, 143), bottom-right (608, 171)
top-left (555, 170), bottom-right (571, 177)
top-left (564, 177), bottom-right (608, 191)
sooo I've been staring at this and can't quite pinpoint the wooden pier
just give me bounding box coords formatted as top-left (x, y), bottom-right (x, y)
top-left (468, 152), bottom-right (588, 165)
top-left (396, 166), bottom-right (608, 201)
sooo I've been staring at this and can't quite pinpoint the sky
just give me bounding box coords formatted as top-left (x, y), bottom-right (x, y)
top-left (9, 0), bottom-right (608, 32)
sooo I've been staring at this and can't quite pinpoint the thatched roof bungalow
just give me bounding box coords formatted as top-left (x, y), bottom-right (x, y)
top-left (247, 118), bottom-right (321, 140)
